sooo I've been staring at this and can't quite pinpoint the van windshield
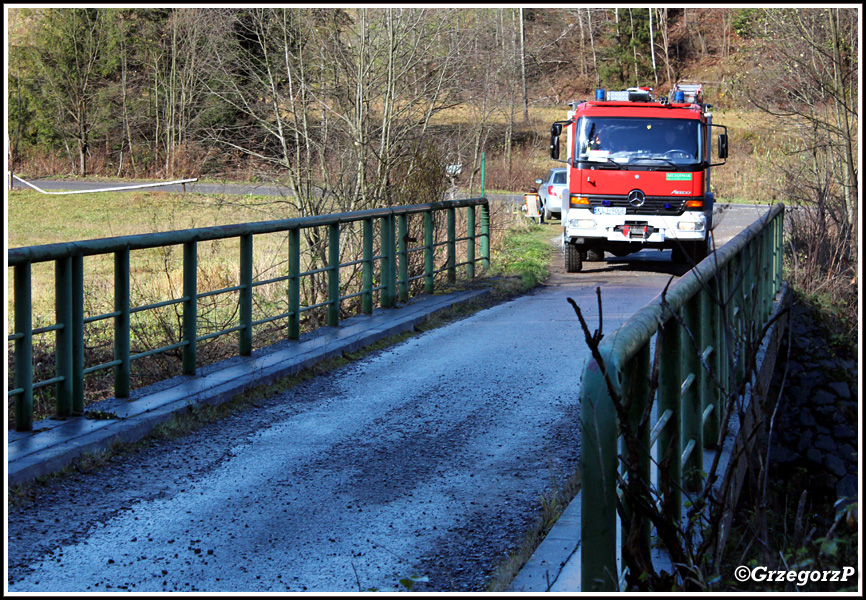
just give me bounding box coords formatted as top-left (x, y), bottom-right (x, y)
top-left (575, 117), bottom-right (701, 167)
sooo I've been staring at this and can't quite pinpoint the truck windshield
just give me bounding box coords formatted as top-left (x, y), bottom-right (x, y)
top-left (575, 117), bottom-right (701, 167)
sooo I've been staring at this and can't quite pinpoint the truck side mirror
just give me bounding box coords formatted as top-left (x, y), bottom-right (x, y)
top-left (551, 123), bottom-right (562, 136)
top-left (550, 135), bottom-right (560, 160)
top-left (718, 133), bottom-right (728, 159)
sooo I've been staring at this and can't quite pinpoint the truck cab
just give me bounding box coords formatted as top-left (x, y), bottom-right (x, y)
top-left (550, 85), bottom-right (728, 272)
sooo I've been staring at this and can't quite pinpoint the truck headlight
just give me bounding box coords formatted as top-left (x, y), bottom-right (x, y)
top-left (569, 219), bottom-right (596, 229)
top-left (677, 221), bottom-right (705, 231)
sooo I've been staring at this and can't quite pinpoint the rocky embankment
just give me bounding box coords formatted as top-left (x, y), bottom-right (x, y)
top-left (767, 298), bottom-right (858, 523)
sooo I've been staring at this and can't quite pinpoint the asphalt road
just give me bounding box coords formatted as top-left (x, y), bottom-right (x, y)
top-left (6, 200), bottom-right (770, 593)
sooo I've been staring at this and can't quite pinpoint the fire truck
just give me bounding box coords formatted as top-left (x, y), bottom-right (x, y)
top-left (549, 84), bottom-right (728, 272)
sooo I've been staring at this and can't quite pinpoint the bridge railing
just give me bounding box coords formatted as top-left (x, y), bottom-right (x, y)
top-left (8, 198), bottom-right (490, 432)
top-left (578, 203), bottom-right (785, 590)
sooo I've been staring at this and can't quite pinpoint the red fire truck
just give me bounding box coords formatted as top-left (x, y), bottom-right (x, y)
top-left (549, 84), bottom-right (728, 272)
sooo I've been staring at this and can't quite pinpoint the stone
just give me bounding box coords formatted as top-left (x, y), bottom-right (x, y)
top-left (812, 390), bottom-right (837, 406)
top-left (839, 444), bottom-right (857, 464)
top-left (815, 435), bottom-right (836, 453)
top-left (806, 447), bottom-right (824, 464)
top-left (836, 474), bottom-right (859, 500)
top-left (824, 455), bottom-right (847, 478)
top-left (828, 381), bottom-right (852, 399)
top-left (798, 371), bottom-right (825, 389)
top-left (799, 412), bottom-right (817, 428)
top-left (834, 425), bottom-right (857, 440)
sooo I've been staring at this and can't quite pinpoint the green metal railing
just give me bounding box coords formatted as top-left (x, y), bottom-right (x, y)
top-left (8, 198), bottom-right (490, 432)
top-left (578, 203), bottom-right (785, 591)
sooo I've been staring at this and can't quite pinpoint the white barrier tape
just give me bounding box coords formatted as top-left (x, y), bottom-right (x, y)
top-left (12, 175), bottom-right (198, 195)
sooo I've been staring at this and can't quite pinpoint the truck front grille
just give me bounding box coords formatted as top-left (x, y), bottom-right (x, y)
top-left (587, 195), bottom-right (690, 215)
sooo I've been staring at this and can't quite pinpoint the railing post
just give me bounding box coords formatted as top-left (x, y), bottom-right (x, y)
top-left (657, 312), bottom-right (683, 525)
top-left (288, 229), bottom-right (301, 340)
top-left (466, 205), bottom-right (476, 279)
top-left (397, 213), bottom-right (409, 303)
top-left (681, 294), bottom-right (703, 490)
top-left (239, 233), bottom-right (253, 356)
top-left (114, 248), bottom-right (131, 398)
top-left (55, 256), bottom-right (73, 417)
top-left (328, 222), bottom-right (341, 326)
top-left (774, 209), bottom-right (784, 294)
top-left (182, 241), bottom-right (198, 375)
top-left (71, 254), bottom-right (85, 415)
top-left (580, 351), bottom-right (620, 591)
top-left (446, 206), bottom-right (456, 283)
top-left (424, 210), bottom-right (434, 294)
top-left (735, 247), bottom-right (748, 387)
top-left (703, 283), bottom-right (720, 447)
top-left (480, 201), bottom-right (490, 270)
top-left (14, 263), bottom-right (33, 432)
top-left (380, 215), bottom-right (394, 309)
top-left (362, 218), bottom-right (374, 314)
top-left (622, 343), bottom-right (652, 560)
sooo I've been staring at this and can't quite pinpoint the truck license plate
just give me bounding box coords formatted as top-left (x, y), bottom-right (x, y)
top-left (593, 206), bottom-right (626, 216)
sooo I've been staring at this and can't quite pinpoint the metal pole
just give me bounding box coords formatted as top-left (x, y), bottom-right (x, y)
top-left (424, 210), bottom-right (434, 294)
top-left (182, 241), bottom-right (198, 374)
top-left (55, 256), bottom-right (73, 417)
top-left (239, 233), bottom-right (254, 355)
top-left (71, 253), bottom-right (85, 414)
top-left (447, 207), bottom-right (456, 283)
top-left (681, 294), bottom-right (703, 490)
top-left (702, 284), bottom-right (720, 447)
top-left (14, 263), bottom-right (33, 432)
top-left (467, 205), bottom-right (476, 279)
top-left (623, 343), bottom-right (652, 558)
top-left (480, 202), bottom-right (490, 271)
top-left (398, 213), bottom-right (409, 302)
top-left (114, 248), bottom-right (131, 398)
top-left (380, 215), bottom-right (394, 308)
top-left (658, 313), bottom-right (683, 524)
top-left (328, 223), bottom-right (340, 326)
top-left (580, 352), bottom-right (620, 591)
top-left (288, 229), bottom-right (301, 340)
top-left (362, 218), bottom-right (373, 314)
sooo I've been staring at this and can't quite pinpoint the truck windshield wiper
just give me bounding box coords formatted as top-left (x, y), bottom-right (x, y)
top-left (593, 157), bottom-right (624, 169)
top-left (631, 157), bottom-right (681, 170)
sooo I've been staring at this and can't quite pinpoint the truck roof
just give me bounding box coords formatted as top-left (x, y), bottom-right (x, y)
top-left (573, 101), bottom-right (705, 120)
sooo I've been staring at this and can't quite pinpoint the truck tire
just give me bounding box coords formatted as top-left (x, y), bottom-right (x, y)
top-left (566, 244), bottom-right (584, 273)
top-left (586, 248), bottom-right (604, 262)
top-left (673, 241), bottom-right (709, 266)
top-left (691, 239), bottom-right (709, 264)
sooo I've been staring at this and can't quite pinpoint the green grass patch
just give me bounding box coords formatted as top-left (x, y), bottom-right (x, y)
top-left (489, 223), bottom-right (553, 291)
top-left (7, 189), bottom-right (297, 248)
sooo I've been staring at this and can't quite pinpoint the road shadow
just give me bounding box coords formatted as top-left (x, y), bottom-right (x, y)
top-left (579, 250), bottom-right (693, 277)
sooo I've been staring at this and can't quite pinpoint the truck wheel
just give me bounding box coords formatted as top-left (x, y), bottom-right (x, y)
top-left (690, 240), bottom-right (709, 264)
top-left (586, 248), bottom-right (604, 262)
top-left (566, 244), bottom-right (584, 273)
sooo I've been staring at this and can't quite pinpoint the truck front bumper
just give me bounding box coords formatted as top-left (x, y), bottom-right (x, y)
top-left (563, 211), bottom-right (708, 244)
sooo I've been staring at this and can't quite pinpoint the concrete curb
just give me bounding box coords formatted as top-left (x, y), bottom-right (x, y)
top-left (7, 288), bottom-right (490, 487)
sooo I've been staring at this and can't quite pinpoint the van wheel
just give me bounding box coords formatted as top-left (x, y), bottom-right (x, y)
top-left (566, 244), bottom-right (584, 273)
